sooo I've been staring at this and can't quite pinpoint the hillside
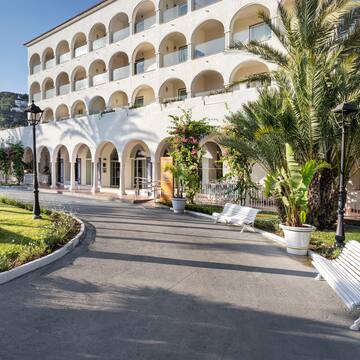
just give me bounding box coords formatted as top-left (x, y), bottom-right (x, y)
top-left (0, 92), bottom-right (28, 130)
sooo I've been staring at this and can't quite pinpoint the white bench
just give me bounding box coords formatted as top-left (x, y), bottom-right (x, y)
top-left (212, 203), bottom-right (260, 233)
top-left (312, 240), bottom-right (360, 331)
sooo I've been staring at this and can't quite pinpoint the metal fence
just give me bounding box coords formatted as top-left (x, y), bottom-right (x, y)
top-left (195, 182), bottom-right (276, 210)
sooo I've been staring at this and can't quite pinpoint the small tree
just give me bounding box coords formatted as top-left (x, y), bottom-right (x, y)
top-left (0, 146), bottom-right (11, 184)
top-left (10, 143), bottom-right (25, 184)
top-left (220, 121), bottom-right (258, 205)
top-left (168, 109), bottom-right (213, 203)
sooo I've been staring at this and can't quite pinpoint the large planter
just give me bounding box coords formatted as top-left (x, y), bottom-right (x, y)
top-left (280, 224), bottom-right (316, 256)
top-left (171, 198), bottom-right (186, 214)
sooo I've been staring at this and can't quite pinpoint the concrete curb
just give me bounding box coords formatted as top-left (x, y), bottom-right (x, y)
top-left (183, 209), bottom-right (287, 247)
top-left (0, 216), bottom-right (85, 285)
top-left (39, 188), bottom-right (120, 202)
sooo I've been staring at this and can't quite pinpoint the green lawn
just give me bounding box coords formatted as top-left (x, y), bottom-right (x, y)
top-left (0, 201), bottom-right (77, 272)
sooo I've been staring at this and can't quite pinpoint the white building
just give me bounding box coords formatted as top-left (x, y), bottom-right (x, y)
top-left (0, 0), bottom-right (298, 198)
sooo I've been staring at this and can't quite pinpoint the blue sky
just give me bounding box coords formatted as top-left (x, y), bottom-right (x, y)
top-left (0, 0), bottom-right (100, 94)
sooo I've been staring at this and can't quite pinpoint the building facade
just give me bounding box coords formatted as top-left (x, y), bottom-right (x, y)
top-left (1, 0), bottom-right (297, 198)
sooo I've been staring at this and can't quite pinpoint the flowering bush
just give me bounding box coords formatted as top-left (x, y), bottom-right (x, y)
top-left (167, 109), bottom-right (213, 203)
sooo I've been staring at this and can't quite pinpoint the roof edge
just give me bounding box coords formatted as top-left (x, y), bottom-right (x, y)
top-left (24, 0), bottom-right (116, 47)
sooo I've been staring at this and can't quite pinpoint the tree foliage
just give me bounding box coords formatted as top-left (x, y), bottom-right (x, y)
top-left (225, 0), bottom-right (360, 229)
top-left (0, 142), bottom-right (25, 184)
top-left (167, 109), bottom-right (213, 203)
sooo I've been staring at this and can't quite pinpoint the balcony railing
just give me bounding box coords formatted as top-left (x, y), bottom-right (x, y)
top-left (45, 88), bottom-right (55, 99)
top-left (74, 44), bottom-right (88, 58)
top-left (163, 47), bottom-right (188, 67)
top-left (91, 73), bottom-right (107, 86)
top-left (91, 36), bottom-right (107, 51)
top-left (74, 79), bottom-right (88, 91)
top-left (58, 84), bottom-right (70, 96)
top-left (58, 52), bottom-right (70, 64)
top-left (134, 15), bottom-right (156, 33)
top-left (112, 65), bottom-right (129, 81)
top-left (233, 22), bottom-right (272, 44)
top-left (162, 3), bottom-right (187, 23)
top-left (111, 27), bottom-right (130, 43)
top-left (44, 58), bottom-right (55, 70)
top-left (32, 92), bottom-right (41, 102)
top-left (31, 64), bottom-right (41, 75)
top-left (194, 36), bottom-right (225, 58)
top-left (194, 88), bottom-right (225, 97)
top-left (134, 57), bottom-right (156, 75)
top-left (161, 94), bottom-right (187, 104)
top-left (194, 0), bottom-right (221, 10)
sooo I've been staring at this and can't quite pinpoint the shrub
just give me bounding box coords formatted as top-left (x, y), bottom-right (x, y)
top-left (43, 211), bottom-right (78, 251)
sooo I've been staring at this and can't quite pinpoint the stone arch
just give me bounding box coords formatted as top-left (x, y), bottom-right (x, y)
top-left (131, 84), bottom-right (156, 107)
top-left (191, 19), bottom-right (225, 58)
top-left (109, 12), bottom-right (130, 43)
top-left (191, 70), bottom-right (224, 97)
top-left (159, 32), bottom-right (188, 67)
top-left (108, 91), bottom-right (129, 109)
top-left (159, 78), bottom-right (187, 103)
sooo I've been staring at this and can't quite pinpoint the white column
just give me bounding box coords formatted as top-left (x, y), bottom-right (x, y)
top-left (188, 0), bottom-right (192, 12)
top-left (50, 161), bottom-right (57, 189)
top-left (156, 9), bottom-right (161, 24)
top-left (156, 52), bottom-right (161, 69)
top-left (120, 161), bottom-right (126, 195)
top-left (225, 31), bottom-right (231, 50)
top-left (129, 21), bottom-right (134, 36)
top-left (69, 162), bottom-right (76, 191)
top-left (92, 160), bottom-right (99, 193)
top-left (188, 43), bottom-right (194, 61)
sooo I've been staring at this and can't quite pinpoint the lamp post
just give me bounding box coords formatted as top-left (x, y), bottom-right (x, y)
top-left (24, 100), bottom-right (44, 219)
top-left (333, 102), bottom-right (359, 247)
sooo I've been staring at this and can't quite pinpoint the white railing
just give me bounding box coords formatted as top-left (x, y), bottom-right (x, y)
top-left (233, 22), bottom-right (272, 44)
top-left (74, 44), bottom-right (87, 58)
top-left (32, 92), bottom-right (41, 102)
top-left (111, 27), bottom-right (130, 43)
top-left (112, 65), bottom-right (129, 81)
top-left (194, 36), bottom-right (225, 58)
top-left (58, 52), bottom-right (70, 64)
top-left (134, 57), bottom-right (156, 74)
top-left (162, 3), bottom-right (187, 23)
top-left (194, 0), bottom-right (220, 10)
top-left (134, 15), bottom-right (156, 33)
top-left (161, 95), bottom-right (187, 104)
top-left (163, 47), bottom-right (188, 67)
top-left (45, 88), bottom-right (55, 99)
top-left (91, 72), bottom-right (107, 86)
top-left (58, 84), bottom-right (70, 95)
top-left (197, 183), bottom-right (276, 210)
top-left (32, 64), bottom-right (41, 74)
top-left (44, 58), bottom-right (55, 70)
top-left (91, 36), bottom-right (107, 51)
top-left (194, 88), bottom-right (226, 97)
top-left (74, 78), bottom-right (88, 91)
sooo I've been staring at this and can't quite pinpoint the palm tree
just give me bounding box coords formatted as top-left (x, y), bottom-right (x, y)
top-left (223, 0), bottom-right (360, 229)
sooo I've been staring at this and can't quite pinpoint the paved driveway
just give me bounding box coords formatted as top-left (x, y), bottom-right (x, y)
top-left (0, 189), bottom-right (359, 360)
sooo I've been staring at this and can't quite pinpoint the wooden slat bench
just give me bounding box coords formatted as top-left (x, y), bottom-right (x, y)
top-left (212, 203), bottom-right (260, 233)
top-left (312, 240), bottom-right (360, 331)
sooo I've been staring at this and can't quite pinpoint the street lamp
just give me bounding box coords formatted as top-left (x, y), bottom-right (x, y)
top-left (333, 102), bottom-right (359, 247)
top-left (24, 100), bottom-right (43, 219)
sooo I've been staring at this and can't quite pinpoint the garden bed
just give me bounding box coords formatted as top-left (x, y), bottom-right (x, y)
top-left (0, 197), bottom-right (80, 272)
top-left (167, 202), bottom-right (360, 258)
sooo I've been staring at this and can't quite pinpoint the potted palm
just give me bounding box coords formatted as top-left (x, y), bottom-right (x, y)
top-left (265, 144), bottom-right (320, 255)
top-left (164, 163), bottom-right (186, 214)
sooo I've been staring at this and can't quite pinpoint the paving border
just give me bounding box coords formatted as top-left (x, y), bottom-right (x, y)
top-left (0, 216), bottom-right (86, 285)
